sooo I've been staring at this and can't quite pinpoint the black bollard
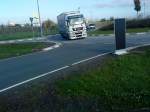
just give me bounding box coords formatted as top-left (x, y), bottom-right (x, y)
top-left (114, 18), bottom-right (126, 50)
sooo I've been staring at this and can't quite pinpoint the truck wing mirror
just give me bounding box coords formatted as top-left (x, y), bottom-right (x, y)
top-left (66, 21), bottom-right (69, 27)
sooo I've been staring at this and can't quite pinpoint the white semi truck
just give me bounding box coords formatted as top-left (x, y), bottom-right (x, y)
top-left (57, 11), bottom-right (87, 40)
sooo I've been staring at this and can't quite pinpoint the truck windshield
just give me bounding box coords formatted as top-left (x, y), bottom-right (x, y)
top-left (68, 18), bottom-right (84, 25)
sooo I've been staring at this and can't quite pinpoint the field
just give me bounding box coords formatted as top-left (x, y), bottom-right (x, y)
top-left (88, 27), bottom-right (150, 36)
top-left (0, 42), bottom-right (54, 59)
top-left (0, 30), bottom-right (58, 41)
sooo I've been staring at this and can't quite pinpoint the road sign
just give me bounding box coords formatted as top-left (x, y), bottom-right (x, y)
top-left (30, 17), bottom-right (33, 23)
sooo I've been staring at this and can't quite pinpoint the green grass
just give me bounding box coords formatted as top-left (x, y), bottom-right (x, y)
top-left (56, 48), bottom-right (150, 111)
top-left (88, 27), bottom-right (150, 36)
top-left (0, 30), bottom-right (58, 41)
top-left (127, 27), bottom-right (150, 33)
top-left (0, 42), bottom-right (53, 59)
top-left (0, 32), bottom-right (39, 41)
top-left (88, 30), bottom-right (113, 36)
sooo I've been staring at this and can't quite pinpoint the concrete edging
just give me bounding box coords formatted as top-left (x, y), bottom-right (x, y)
top-left (126, 43), bottom-right (150, 51)
top-left (0, 34), bottom-right (58, 44)
top-left (0, 37), bottom-right (46, 44)
top-left (114, 43), bottom-right (150, 55)
top-left (42, 42), bottom-right (61, 51)
top-left (0, 40), bottom-right (61, 62)
top-left (0, 35), bottom-right (62, 52)
top-left (90, 32), bottom-right (150, 37)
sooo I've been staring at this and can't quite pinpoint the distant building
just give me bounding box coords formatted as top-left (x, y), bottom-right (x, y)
top-left (8, 21), bottom-right (16, 27)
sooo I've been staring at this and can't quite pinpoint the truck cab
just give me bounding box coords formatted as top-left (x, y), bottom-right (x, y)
top-left (57, 12), bottom-right (87, 40)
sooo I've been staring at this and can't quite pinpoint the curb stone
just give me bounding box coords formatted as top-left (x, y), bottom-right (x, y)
top-left (90, 32), bottom-right (150, 37)
top-left (43, 42), bottom-right (61, 51)
top-left (0, 34), bottom-right (58, 44)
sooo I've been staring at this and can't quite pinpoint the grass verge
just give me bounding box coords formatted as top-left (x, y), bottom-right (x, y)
top-left (55, 46), bottom-right (150, 111)
top-left (0, 30), bottom-right (58, 41)
top-left (0, 42), bottom-right (54, 59)
top-left (0, 32), bottom-right (39, 41)
top-left (127, 27), bottom-right (150, 33)
top-left (88, 27), bottom-right (150, 36)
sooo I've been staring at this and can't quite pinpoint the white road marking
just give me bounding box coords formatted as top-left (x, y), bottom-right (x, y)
top-left (72, 52), bottom-right (111, 66)
top-left (0, 52), bottom-right (111, 93)
top-left (0, 66), bottom-right (69, 93)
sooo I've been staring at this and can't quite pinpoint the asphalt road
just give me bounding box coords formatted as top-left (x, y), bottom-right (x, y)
top-left (0, 33), bottom-right (150, 92)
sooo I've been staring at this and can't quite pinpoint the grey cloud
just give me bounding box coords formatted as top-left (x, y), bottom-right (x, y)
top-left (95, 3), bottom-right (132, 9)
top-left (95, 0), bottom-right (149, 9)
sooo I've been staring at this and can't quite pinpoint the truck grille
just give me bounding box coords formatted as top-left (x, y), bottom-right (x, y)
top-left (75, 32), bottom-right (82, 35)
top-left (75, 32), bottom-right (82, 37)
top-left (73, 27), bottom-right (83, 31)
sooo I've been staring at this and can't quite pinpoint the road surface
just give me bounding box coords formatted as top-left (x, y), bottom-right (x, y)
top-left (0, 33), bottom-right (150, 92)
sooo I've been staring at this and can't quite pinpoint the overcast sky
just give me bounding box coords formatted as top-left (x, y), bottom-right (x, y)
top-left (0, 0), bottom-right (149, 24)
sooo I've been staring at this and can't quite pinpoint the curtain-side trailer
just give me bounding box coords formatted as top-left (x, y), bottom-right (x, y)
top-left (57, 11), bottom-right (87, 40)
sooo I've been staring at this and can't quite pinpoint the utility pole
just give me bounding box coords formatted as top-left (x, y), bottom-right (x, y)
top-left (144, 0), bottom-right (146, 18)
top-left (37, 0), bottom-right (43, 37)
top-left (78, 7), bottom-right (80, 13)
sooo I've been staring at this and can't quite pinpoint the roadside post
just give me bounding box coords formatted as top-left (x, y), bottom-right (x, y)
top-left (114, 18), bottom-right (127, 55)
top-left (30, 17), bottom-right (35, 39)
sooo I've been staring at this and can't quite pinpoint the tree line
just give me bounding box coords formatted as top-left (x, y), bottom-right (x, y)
top-left (0, 19), bottom-right (58, 35)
